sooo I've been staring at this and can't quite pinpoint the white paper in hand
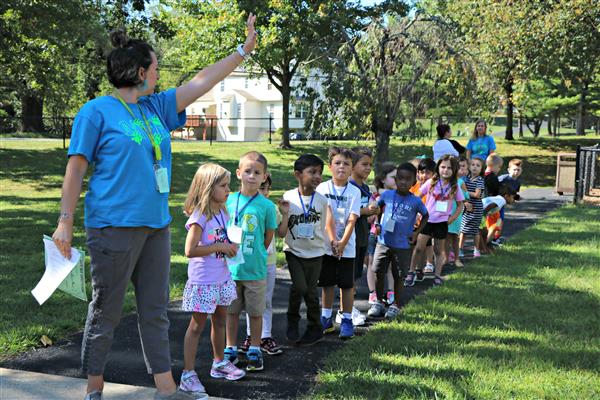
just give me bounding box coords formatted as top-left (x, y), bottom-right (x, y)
top-left (31, 236), bottom-right (84, 305)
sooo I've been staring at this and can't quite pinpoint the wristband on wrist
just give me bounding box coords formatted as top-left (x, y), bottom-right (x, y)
top-left (58, 212), bottom-right (73, 223)
top-left (237, 44), bottom-right (249, 60)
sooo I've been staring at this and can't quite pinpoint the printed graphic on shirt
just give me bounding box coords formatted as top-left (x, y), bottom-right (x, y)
top-left (241, 214), bottom-right (258, 233)
top-left (207, 226), bottom-right (228, 259)
top-left (118, 114), bottom-right (169, 146)
top-left (287, 207), bottom-right (321, 240)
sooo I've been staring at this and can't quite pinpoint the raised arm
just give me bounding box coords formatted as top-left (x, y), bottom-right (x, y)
top-left (175, 14), bottom-right (257, 113)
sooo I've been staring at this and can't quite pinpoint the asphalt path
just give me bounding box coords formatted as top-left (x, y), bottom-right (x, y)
top-left (1, 188), bottom-right (569, 399)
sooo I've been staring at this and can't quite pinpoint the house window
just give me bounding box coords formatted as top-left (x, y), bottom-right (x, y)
top-left (220, 81), bottom-right (225, 92)
top-left (244, 78), bottom-right (249, 89)
top-left (268, 104), bottom-right (274, 117)
top-left (234, 102), bottom-right (242, 118)
top-left (190, 107), bottom-right (195, 114)
top-left (267, 82), bottom-right (273, 91)
top-left (294, 103), bottom-right (307, 119)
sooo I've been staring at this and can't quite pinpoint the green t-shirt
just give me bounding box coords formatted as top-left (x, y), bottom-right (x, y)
top-left (267, 206), bottom-right (282, 265)
top-left (226, 192), bottom-right (277, 280)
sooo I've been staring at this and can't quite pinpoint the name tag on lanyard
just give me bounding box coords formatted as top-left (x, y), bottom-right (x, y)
top-left (154, 164), bottom-right (169, 193)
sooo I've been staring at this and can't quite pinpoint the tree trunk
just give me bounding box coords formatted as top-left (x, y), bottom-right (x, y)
top-left (373, 117), bottom-right (393, 174)
top-left (279, 77), bottom-right (292, 149)
top-left (504, 77), bottom-right (514, 140)
top-left (519, 114), bottom-right (524, 138)
top-left (534, 120), bottom-right (541, 137)
top-left (576, 82), bottom-right (588, 136)
top-left (547, 113), bottom-right (552, 136)
top-left (22, 94), bottom-right (44, 132)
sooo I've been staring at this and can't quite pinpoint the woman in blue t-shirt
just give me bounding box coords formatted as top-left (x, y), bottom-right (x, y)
top-left (466, 120), bottom-right (496, 160)
top-left (51, 15), bottom-right (257, 400)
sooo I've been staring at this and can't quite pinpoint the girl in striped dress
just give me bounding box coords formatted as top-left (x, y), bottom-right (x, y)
top-left (459, 157), bottom-right (485, 258)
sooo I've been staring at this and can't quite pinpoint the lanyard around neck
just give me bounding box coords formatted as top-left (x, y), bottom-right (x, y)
top-left (298, 190), bottom-right (315, 219)
top-left (329, 181), bottom-right (348, 209)
top-left (235, 192), bottom-right (259, 225)
top-left (114, 93), bottom-right (162, 161)
top-left (349, 178), bottom-right (372, 198)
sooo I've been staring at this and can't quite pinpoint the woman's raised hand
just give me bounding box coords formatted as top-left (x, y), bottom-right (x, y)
top-left (242, 13), bottom-right (258, 55)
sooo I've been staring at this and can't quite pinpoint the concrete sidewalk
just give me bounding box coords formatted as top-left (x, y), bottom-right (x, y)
top-left (0, 188), bottom-right (570, 400)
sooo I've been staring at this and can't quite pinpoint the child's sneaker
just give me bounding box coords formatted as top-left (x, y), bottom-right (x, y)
top-left (433, 275), bottom-right (444, 286)
top-left (352, 307), bottom-right (367, 326)
top-left (210, 360), bottom-right (246, 381)
top-left (367, 301), bottom-right (385, 317)
top-left (246, 348), bottom-right (264, 371)
top-left (459, 249), bottom-right (465, 258)
top-left (448, 251), bottom-right (455, 263)
top-left (404, 272), bottom-right (416, 287)
top-left (473, 248), bottom-right (481, 258)
top-left (178, 370), bottom-right (208, 399)
top-left (368, 291), bottom-right (378, 305)
top-left (339, 317), bottom-right (354, 340)
top-left (260, 337), bottom-right (283, 355)
top-left (84, 391), bottom-right (102, 400)
top-left (423, 263), bottom-right (435, 276)
top-left (386, 291), bottom-right (395, 305)
top-left (385, 304), bottom-right (401, 320)
top-left (415, 269), bottom-right (425, 282)
top-left (238, 336), bottom-right (251, 353)
top-left (223, 347), bottom-right (238, 365)
top-left (321, 315), bottom-right (335, 334)
top-left (454, 259), bottom-right (464, 268)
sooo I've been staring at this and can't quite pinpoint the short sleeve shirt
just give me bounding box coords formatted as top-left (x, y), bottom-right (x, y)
top-left (498, 174), bottom-right (521, 192)
top-left (482, 195), bottom-right (507, 213)
top-left (433, 139), bottom-right (459, 161)
top-left (316, 180), bottom-right (361, 258)
top-left (266, 205), bottom-right (281, 265)
top-left (68, 89), bottom-right (186, 228)
top-left (185, 210), bottom-right (231, 284)
top-left (419, 179), bottom-right (465, 223)
top-left (283, 189), bottom-right (329, 258)
top-left (466, 135), bottom-right (496, 160)
top-left (377, 191), bottom-right (428, 249)
top-left (225, 192), bottom-right (277, 280)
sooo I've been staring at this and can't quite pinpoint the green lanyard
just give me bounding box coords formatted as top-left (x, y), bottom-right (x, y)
top-left (114, 93), bottom-right (162, 161)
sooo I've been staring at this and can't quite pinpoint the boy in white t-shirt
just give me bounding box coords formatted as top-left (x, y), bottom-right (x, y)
top-left (283, 154), bottom-right (332, 346)
top-left (316, 147), bottom-right (361, 340)
top-left (482, 183), bottom-right (519, 247)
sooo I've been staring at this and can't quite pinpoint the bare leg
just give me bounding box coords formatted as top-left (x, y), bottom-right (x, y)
top-left (340, 288), bottom-right (354, 314)
top-left (366, 255), bottom-right (376, 292)
top-left (226, 312), bottom-right (240, 348)
top-left (249, 315), bottom-right (262, 347)
top-left (86, 376), bottom-right (104, 394)
top-left (433, 238), bottom-right (447, 277)
top-left (183, 313), bottom-right (209, 371)
top-left (321, 286), bottom-right (335, 309)
top-left (211, 307), bottom-right (227, 361)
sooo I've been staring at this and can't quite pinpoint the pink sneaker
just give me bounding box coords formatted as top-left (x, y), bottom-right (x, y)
top-left (368, 291), bottom-right (377, 305)
top-left (473, 248), bottom-right (481, 258)
top-left (210, 360), bottom-right (246, 381)
top-left (448, 251), bottom-right (455, 263)
top-left (179, 370), bottom-right (206, 395)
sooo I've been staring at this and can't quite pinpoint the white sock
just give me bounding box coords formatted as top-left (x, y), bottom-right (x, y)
top-left (322, 308), bottom-right (332, 318)
top-left (342, 312), bottom-right (352, 320)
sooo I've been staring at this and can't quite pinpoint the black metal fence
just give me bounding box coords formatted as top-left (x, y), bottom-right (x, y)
top-left (574, 144), bottom-right (600, 203)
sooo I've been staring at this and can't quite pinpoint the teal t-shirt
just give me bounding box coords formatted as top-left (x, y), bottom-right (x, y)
top-left (466, 135), bottom-right (496, 160)
top-left (68, 89), bottom-right (186, 228)
top-left (226, 192), bottom-right (277, 280)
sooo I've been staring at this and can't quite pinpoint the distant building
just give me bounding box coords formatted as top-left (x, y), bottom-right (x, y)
top-left (185, 69), bottom-right (312, 142)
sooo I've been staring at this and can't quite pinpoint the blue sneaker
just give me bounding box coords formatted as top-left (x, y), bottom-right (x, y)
top-left (224, 347), bottom-right (238, 365)
top-left (246, 349), bottom-right (264, 371)
top-left (321, 316), bottom-right (335, 334)
top-left (339, 317), bottom-right (354, 340)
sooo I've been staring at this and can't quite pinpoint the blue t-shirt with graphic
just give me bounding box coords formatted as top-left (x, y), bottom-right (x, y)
top-left (377, 190), bottom-right (428, 249)
top-left (225, 192), bottom-right (277, 281)
top-left (466, 135), bottom-right (496, 160)
top-left (68, 89), bottom-right (186, 228)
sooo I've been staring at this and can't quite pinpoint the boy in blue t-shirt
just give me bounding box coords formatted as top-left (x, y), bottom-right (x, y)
top-left (367, 163), bottom-right (428, 319)
top-left (224, 151), bottom-right (277, 372)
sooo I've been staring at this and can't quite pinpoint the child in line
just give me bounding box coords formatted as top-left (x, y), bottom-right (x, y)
top-left (367, 163), bottom-right (428, 319)
top-left (224, 151), bottom-right (277, 372)
top-left (240, 174), bottom-right (289, 356)
top-left (483, 184), bottom-right (519, 246)
top-left (179, 164), bottom-right (245, 399)
top-left (345, 146), bottom-right (377, 326)
top-left (407, 155), bottom-right (465, 286)
top-left (459, 157), bottom-right (485, 258)
top-left (367, 162), bottom-right (398, 305)
top-left (484, 154), bottom-right (503, 197)
top-left (409, 158), bottom-right (436, 281)
top-left (496, 159), bottom-right (523, 244)
top-left (283, 154), bottom-right (332, 346)
top-left (447, 156), bottom-right (470, 267)
top-left (316, 147), bottom-right (361, 340)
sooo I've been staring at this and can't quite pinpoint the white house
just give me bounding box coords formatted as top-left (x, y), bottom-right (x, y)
top-left (184, 68), bottom-right (312, 142)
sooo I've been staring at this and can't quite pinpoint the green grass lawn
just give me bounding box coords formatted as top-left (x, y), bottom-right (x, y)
top-left (309, 204), bottom-right (600, 400)
top-left (0, 136), bottom-right (598, 360)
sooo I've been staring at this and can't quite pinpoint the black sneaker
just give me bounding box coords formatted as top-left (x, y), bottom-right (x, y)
top-left (415, 269), bottom-right (425, 282)
top-left (286, 323), bottom-right (300, 343)
top-left (297, 328), bottom-right (324, 346)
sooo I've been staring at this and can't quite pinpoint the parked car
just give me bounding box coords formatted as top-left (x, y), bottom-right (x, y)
top-left (290, 132), bottom-right (306, 140)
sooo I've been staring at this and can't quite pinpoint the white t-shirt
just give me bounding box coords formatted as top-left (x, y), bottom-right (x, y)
top-left (283, 189), bottom-right (329, 258)
top-left (316, 180), bottom-right (362, 258)
top-left (433, 139), bottom-right (459, 162)
top-left (482, 195), bottom-right (506, 212)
